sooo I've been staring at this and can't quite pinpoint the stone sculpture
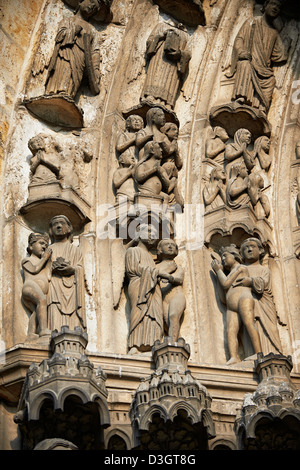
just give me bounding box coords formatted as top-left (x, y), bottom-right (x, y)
top-left (28, 133), bottom-right (62, 186)
top-left (226, 161), bottom-right (270, 218)
top-left (212, 238), bottom-right (283, 363)
top-left (45, 0), bottom-right (102, 99)
top-left (134, 141), bottom-right (170, 202)
top-left (141, 22), bottom-right (191, 110)
top-left (253, 135), bottom-right (272, 171)
top-left (226, 0), bottom-right (287, 114)
top-left (125, 224), bottom-right (176, 353)
top-left (21, 233), bottom-right (52, 339)
top-left (203, 167), bottom-right (226, 212)
top-left (156, 239), bottom-right (186, 342)
top-left (47, 215), bottom-right (86, 332)
top-left (225, 128), bottom-right (254, 173)
top-left (205, 126), bottom-right (229, 168)
top-left (116, 115), bottom-right (144, 161)
top-left (25, 0), bottom-right (104, 127)
top-left (211, 244), bottom-right (261, 364)
top-left (136, 107), bottom-right (166, 160)
top-left (160, 122), bottom-right (184, 208)
top-left (237, 238), bottom-right (282, 356)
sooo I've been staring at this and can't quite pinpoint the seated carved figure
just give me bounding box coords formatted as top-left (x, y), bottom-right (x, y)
top-left (156, 238), bottom-right (186, 342)
top-left (22, 233), bottom-right (52, 339)
top-left (225, 128), bottom-right (254, 174)
top-left (211, 244), bottom-right (260, 364)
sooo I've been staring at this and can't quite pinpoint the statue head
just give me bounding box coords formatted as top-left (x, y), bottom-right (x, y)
top-left (27, 232), bottom-right (49, 256)
top-left (78, 0), bottom-right (103, 19)
top-left (262, 0), bottom-right (283, 18)
top-left (161, 122), bottom-right (179, 141)
top-left (143, 141), bottom-right (163, 161)
top-left (234, 128), bottom-right (252, 146)
top-left (146, 107), bottom-right (166, 128)
top-left (137, 223), bottom-right (159, 248)
top-left (219, 244), bottom-right (242, 270)
top-left (240, 238), bottom-right (265, 263)
top-left (125, 114), bottom-right (144, 132)
top-left (157, 238), bottom-right (178, 260)
top-left (210, 166), bottom-right (226, 182)
top-left (49, 215), bottom-right (73, 242)
top-left (214, 126), bottom-right (229, 142)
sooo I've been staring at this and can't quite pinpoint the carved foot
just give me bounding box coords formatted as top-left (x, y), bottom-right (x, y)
top-left (226, 356), bottom-right (240, 365)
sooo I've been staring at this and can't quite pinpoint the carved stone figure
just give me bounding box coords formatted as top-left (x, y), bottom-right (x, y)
top-left (205, 126), bottom-right (229, 168)
top-left (160, 122), bottom-right (184, 208)
top-left (134, 141), bottom-right (171, 202)
top-left (237, 238), bottom-right (282, 356)
top-left (116, 115), bottom-right (144, 161)
top-left (226, 161), bottom-right (270, 218)
top-left (45, 0), bottom-right (102, 99)
top-left (125, 224), bottom-right (176, 353)
top-left (22, 233), bottom-right (52, 339)
top-left (226, 0), bottom-right (287, 113)
top-left (141, 22), bottom-right (191, 110)
top-left (47, 215), bottom-right (86, 332)
top-left (203, 167), bottom-right (226, 211)
top-left (253, 135), bottom-right (272, 171)
top-left (28, 134), bottom-right (62, 186)
top-left (156, 239), bottom-right (186, 342)
top-left (225, 128), bottom-right (254, 173)
top-left (113, 152), bottom-right (137, 204)
top-left (212, 244), bottom-right (262, 364)
top-left (24, 0), bottom-right (104, 127)
top-left (136, 107), bottom-right (166, 160)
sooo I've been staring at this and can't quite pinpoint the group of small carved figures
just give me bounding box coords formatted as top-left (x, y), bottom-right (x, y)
top-left (20, 0), bottom-right (293, 363)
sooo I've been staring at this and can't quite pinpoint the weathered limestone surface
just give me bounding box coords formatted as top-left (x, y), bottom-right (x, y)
top-left (0, 0), bottom-right (300, 451)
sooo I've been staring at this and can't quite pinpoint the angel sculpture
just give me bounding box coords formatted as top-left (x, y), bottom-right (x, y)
top-left (25, 0), bottom-right (109, 128)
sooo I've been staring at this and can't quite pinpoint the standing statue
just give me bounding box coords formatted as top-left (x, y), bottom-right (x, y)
top-left (156, 239), bottom-right (186, 342)
top-left (125, 224), bottom-right (176, 353)
top-left (22, 233), bottom-right (52, 339)
top-left (160, 122), bottom-right (184, 208)
top-left (45, 0), bottom-right (102, 100)
top-left (205, 126), bottom-right (229, 168)
top-left (226, 0), bottom-right (287, 113)
top-left (47, 215), bottom-right (86, 331)
top-left (203, 167), bottom-right (226, 211)
top-left (141, 22), bottom-right (191, 110)
top-left (211, 244), bottom-right (261, 364)
top-left (235, 238), bottom-right (282, 356)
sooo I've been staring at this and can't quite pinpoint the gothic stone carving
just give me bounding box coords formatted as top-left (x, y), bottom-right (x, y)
top-left (226, 0), bottom-right (287, 114)
top-left (235, 353), bottom-right (300, 450)
top-left (24, 0), bottom-right (104, 128)
top-left (21, 232), bottom-right (52, 340)
top-left (212, 238), bottom-right (282, 364)
top-left (141, 22), bottom-right (191, 111)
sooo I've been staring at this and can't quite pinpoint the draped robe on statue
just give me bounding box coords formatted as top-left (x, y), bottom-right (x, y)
top-left (47, 239), bottom-right (85, 331)
top-left (247, 263), bottom-right (282, 355)
top-left (45, 16), bottom-right (100, 99)
top-left (228, 15), bottom-right (287, 111)
top-left (142, 23), bottom-right (191, 109)
top-left (125, 245), bottom-right (164, 351)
